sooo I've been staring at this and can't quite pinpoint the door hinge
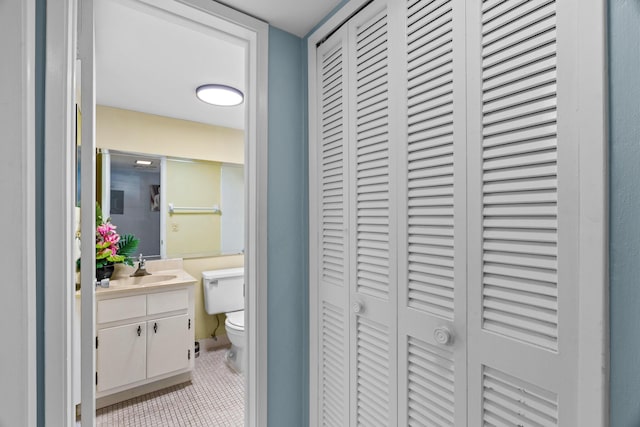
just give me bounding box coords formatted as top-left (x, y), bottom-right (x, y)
top-left (188, 349), bottom-right (191, 360)
top-left (95, 372), bottom-right (98, 385)
top-left (95, 336), bottom-right (98, 349)
top-left (188, 319), bottom-right (191, 330)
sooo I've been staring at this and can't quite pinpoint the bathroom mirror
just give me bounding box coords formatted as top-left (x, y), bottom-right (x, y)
top-left (95, 105), bottom-right (245, 259)
top-left (99, 150), bottom-right (244, 259)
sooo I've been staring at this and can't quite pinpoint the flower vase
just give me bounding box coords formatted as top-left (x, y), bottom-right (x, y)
top-left (96, 265), bottom-right (115, 281)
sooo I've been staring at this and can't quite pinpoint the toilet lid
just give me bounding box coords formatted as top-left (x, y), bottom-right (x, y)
top-left (225, 311), bottom-right (244, 330)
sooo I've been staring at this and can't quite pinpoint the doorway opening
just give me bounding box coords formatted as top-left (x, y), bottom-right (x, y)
top-left (87, 0), bottom-right (249, 423)
top-left (43, 0), bottom-right (268, 425)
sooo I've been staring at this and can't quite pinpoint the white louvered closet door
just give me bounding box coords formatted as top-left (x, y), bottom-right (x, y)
top-left (346, 2), bottom-right (400, 425)
top-left (396, 0), bottom-right (467, 425)
top-left (312, 0), bottom-right (593, 424)
top-left (314, 27), bottom-right (351, 427)
top-left (466, 0), bottom-right (579, 425)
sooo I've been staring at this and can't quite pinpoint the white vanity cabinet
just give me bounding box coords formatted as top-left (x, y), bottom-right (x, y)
top-left (94, 281), bottom-right (195, 406)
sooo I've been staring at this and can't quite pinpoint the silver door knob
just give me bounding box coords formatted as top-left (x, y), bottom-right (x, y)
top-left (352, 302), bottom-right (363, 313)
top-left (433, 327), bottom-right (453, 345)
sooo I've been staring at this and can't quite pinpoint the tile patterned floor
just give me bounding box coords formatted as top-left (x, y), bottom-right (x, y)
top-left (95, 346), bottom-right (244, 426)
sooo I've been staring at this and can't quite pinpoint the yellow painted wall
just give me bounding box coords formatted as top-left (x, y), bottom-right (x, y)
top-left (96, 105), bottom-right (245, 340)
top-left (183, 255), bottom-right (244, 340)
top-left (165, 159), bottom-right (222, 258)
top-left (96, 105), bottom-right (244, 164)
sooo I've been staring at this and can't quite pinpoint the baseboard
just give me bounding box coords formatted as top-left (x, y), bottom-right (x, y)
top-left (199, 335), bottom-right (231, 352)
top-left (95, 372), bottom-right (192, 409)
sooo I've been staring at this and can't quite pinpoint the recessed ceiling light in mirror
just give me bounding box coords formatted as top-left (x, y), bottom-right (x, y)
top-left (136, 160), bottom-right (152, 166)
top-left (196, 84), bottom-right (244, 107)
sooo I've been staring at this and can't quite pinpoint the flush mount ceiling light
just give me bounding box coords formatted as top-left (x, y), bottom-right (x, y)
top-left (196, 84), bottom-right (244, 107)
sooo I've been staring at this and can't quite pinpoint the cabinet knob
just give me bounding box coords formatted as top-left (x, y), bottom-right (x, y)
top-left (352, 302), bottom-right (363, 314)
top-left (137, 325), bottom-right (142, 336)
top-left (433, 327), bottom-right (453, 346)
top-left (153, 323), bottom-right (158, 334)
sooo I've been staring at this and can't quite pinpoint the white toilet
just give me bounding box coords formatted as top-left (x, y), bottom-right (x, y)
top-left (202, 268), bottom-right (245, 372)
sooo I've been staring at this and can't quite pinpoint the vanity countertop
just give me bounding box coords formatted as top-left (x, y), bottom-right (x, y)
top-left (77, 268), bottom-right (197, 297)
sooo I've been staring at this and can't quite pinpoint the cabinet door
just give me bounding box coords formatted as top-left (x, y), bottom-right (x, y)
top-left (147, 314), bottom-right (190, 379)
top-left (97, 323), bottom-right (146, 392)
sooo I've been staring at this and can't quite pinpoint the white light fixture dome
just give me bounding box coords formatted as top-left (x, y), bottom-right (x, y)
top-left (196, 84), bottom-right (244, 106)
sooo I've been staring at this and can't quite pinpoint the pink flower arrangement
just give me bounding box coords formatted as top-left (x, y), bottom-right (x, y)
top-left (96, 221), bottom-right (124, 262)
top-left (94, 204), bottom-right (139, 269)
top-left (96, 220), bottom-right (127, 267)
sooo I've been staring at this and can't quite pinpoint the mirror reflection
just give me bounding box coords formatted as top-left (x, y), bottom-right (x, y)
top-left (96, 105), bottom-right (245, 259)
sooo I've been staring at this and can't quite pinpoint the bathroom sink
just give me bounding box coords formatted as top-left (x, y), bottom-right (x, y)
top-left (111, 274), bottom-right (177, 287)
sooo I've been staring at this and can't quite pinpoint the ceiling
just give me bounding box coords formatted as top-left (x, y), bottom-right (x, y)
top-left (219, 0), bottom-right (341, 37)
top-left (110, 152), bottom-right (160, 173)
top-left (96, 0), bottom-right (246, 129)
top-left (96, 0), bottom-right (339, 130)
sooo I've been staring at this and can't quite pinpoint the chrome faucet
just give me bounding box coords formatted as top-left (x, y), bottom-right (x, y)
top-left (130, 254), bottom-right (151, 277)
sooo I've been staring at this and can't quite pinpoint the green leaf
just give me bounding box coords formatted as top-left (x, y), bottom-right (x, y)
top-left (122, 257), bottom-right (136, 267)
top-left (117, 234), bottom-right (140, 265)
top-left (107, 254), bottom-right (125, 263)
top-left (96, 241), bottom-right (111, 250)
top-left (96, 248), bottom-right (112, 260)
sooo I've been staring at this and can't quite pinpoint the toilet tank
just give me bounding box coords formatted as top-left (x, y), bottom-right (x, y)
top-left (202, 268), bottom-right (244, 315)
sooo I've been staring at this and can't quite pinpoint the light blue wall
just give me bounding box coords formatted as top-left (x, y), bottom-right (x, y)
top-left (267, 26), bottom-right (308, 427)
top-left (609, 0), bottom-right (640, 426)
top-left (269, 4), bottom-right (355, 425)
top-left (264, 3), bottom-right (354, 424)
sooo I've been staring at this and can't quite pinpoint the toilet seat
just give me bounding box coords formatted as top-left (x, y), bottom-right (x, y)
top-left (225, 310), bottom-right (244, 331)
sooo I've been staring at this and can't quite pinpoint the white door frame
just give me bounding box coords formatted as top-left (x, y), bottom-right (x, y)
top-left (0, 0), bottom-right (37, 425)
top-left (44, 0), bottom-right (77, 424)
top-left (575, 1), bottom-right (610, 424)
top-left (307, 0), bottom-right (609, 425)
top-left (44, 0), bottom-right (269, 425)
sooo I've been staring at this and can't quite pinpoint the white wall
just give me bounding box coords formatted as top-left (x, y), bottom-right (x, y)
top-left (0, 0), bottom-right (37, 425)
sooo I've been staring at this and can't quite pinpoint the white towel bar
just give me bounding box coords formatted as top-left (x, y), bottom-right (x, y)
top-left (168, 203), bottom-right (222, 215)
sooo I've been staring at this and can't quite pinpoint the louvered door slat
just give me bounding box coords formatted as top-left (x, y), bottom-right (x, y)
top-left (322, 303), bottom-right (347, 427)
top-left (480, 0), bottom-right (559, 348)
top-left (320, 41), bottom-right (346, 289)
top-left (407, 337), bottom-right (455, 426)
top-left (355, 317), bottom-right (390, 427)
top-left (354, 8), bottom-right (391, 301)
top-left (482, 366), bottom-right (558, 427)
top-left (406, 0), bottom-right (455, 320)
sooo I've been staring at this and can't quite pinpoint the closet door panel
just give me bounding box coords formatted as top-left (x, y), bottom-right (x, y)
top-left (314, 29), bottom-right (350, 427)
top-left (397, 0), bottom-right (468, 425)
top-left (347, 2), bottom-right (398, 425)
top-left (467, 0), bottom-right (579, 424)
